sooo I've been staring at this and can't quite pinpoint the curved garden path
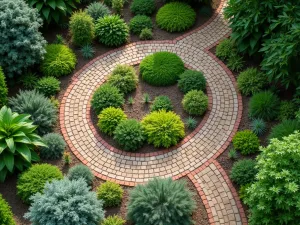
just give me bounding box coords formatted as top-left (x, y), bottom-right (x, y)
top-left (60, 1), bottom-right (247, 224)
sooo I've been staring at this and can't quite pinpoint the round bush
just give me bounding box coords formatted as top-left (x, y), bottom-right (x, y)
top-left (0, 67), bottom-right (8, 108)
top-left (182, 90), bottom-right (208, 116)
top-left (107, 65), bottom-right (138, 94)
top-left (150, 96), bottom-right (173, 112)
top-left (98, 107), bottom-right (127, 136)
top-left (237, 68), bottom-right (268, 96)
top-left (233, 130), bottom-right (260, 155)
top-left (139, 28), bottom-right (153, 40)
top-left (102, 216), bottom-right (125, 225)
top-left (249, 91), bottom-right (280, 121)
top-left (127, 178), bottom-right (195, 225)
top-left (0, 194), bottom-right (16, 225)
top-left (129, 15), bottom-right (153, 35)
top-left (97, 181), bottom-right (124, 207)
top-left (268, 120), bottom-right (300, 142)
top-left (230, 159), bottom-right (258, 186)
top-left (41, 44), bottom-right (77, 77)
top-left (86, 2), bottom-right (110, 21)
top-left (278, 100), bottom-right (296, 121)
top-left (141, 110), bottom-right (185, 148)
top-left (40, 133), bottom-right (66, 160)
top-left (156, 2), bottom-right (196, 32)
top-left (178, 70), bottom-right (206, 94)
top-left (215, 38), bottom-right (235, 61)
top-left (95, 15), bottom-right (129, 47)
top-left (68, 164), bottom-right (95, 186)
top-left (91, 84), bottom-right (124, 114)
top-left (140, 52), bottom-right (185, 86)
top-left (114, 119), bottom-right (145, 151)
top-left (130, 0), bottom-right (155, 15)
top-left (35, 76), bottom-right (60, 97)
top-left (17, 164), bottom-right (63, 204)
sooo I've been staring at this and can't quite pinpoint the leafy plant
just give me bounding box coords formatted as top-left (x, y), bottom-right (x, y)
top-left (0, 194), bottom-right (16, 225)
top-left (278, 101), bottom-right (296, 121)
top-left (63, 152), bottom-right (71, 165)
top-left (250, 118), bottom-right (266, 136)
top-left (139, 28), bottom-right (153, 40)
top-left (130, 0), bottom-right (155, 15)
top-left (86, 2), bottom-right (110, 21)
top-left (150, 96), bottom-right (173, 112)
top-left (143, 93), bottom-right (151, 103)
top-left (227, 53), bottom-right (244, 72)
top-left (68, 164), bottom-right (94, 186)
top-left (129, 15), bottom-right (153, 35)
top-left (35, 76), bottom-right (61, 97)
top-left (81, 44), bottom-right (95, 59)
top-left (53, 35), bottom-right (66, 44)
top-left (102, 216), bottom-right (125, 225)
top-left (128, 96), bottom-right (134, 105)
top-left (185, 117), bottom-right (197, 130)
top-left (97, 181), bottom-right (124, 207)
top-left (50, 97), bottom-right (60, 109)
top-left (112, 0), bottom-right (124, 15)
top-left (215, 38), bottom-right (236, 61)
top-left (268, 120), bottom-right (300, 142)
top-left (228, 148), bottom-right (237, 160)
top-left (230, 159), bottom-right (257, 186)
top-left (19, 72), bottom-right (39, 90)
top-left (182, 90), bottom-right (208, 116)
top-left (233, 130), bottom-right (260, 155)
top-left (40, 133), bottom-right (66, 160)
top-left (0, 67), bottom-right (8, 108)
top-left (178, 70), bottom-right (206, 94)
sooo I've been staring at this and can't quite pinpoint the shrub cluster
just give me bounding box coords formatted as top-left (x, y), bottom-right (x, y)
top-left (0, 194), bottom-right (16, 225)
top-left (86, 2), bottom-right (110, 21)
top-left (0, 67), bottom-right (8, 108)
top-left (278, 100), bottom-right (296, 121)
top-left (182, 90), bottom-right (208, 116)
top-left (232, 130), bottom-right (260, 155)
top-left (130, 0), bottom-right (155, 15)
top-left (102, 216), bottom-right (125, 225)
top-left (68, 164), bottom-right (95, 186)
top-left (40, 133), bottom-right (66, 160)
top-left (268, 120), bottom-right (300, 142)
top-left (129, 15), bottom-right (153, 35)
top-left (178, 70), bottom-right (206, 94)
top-left (97, 181), bottom-right (124, 207)
top-left (227, 53), bottom-right (244, 72)
top-left (35, 76), bottom-right (61, 97)
top-left (230, 159), bottom-right (258, 186)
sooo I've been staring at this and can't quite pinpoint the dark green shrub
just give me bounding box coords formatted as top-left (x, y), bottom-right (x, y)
top-left (104, 0), bottom-right (112, 7)
top-left (17, 164), bottom-right (63, 204)
top-left (250, 118), bottom-right (266, 136)
top-left (112, 0), bottom-right (124, 15)
top-left (40, 133), bottom-right (66, 160)
top-left (215, 38), bottom-right (235, 61)
top-left (86, 2), bottom-right (110, 21)
top-left (81, 44), bottom-right (95, 59)
top-left (185, 117), bottom-right (197, 130)
top-left (53, 34), bottom-right (66, 44)
top-left (0, 194), bottom-right (16, 225)
top-left (97, 107), bottom-right (127, 136)
top-left (182, 90), bottom-right (208, 116)
top-left (95, 15), bottom-right (129, 47)
top-left (0, 67), bottom-right (8, 108)
top-left (68, 164), bottom-right (94, 186)
top-left (97, 181), bottom-right (124, 207)
top-left (178, 70), bottom-right (206, 94)
top-left (278, 101), bottom-right (296, 121)
top-left (227, 53), bottom-right (244, 72)
top-left (19, 72), bottom-right (39, 90)
top-left (127, 178), bottom-right (196, 225)
top-left (140, 52), bottom-right (185, 86)
top-left (139, 28), bottom-right (153, 40)
top-left (150, 96), bottom-right (173, 112)
top-left (268, 120), bottom-right (300, 142)
top-left (130, 0), bottom-right (155, 15)
top-left (91, 84), bottom-right (124, 114)
top-left (102, 216), bottom-right (125, 225)
top-left (230, 159), bottom-right (258, 186)
top-left (239, 183), bottom-right (251, 202)
top-left (142, 110), bottom-right (185, 148)
top-left (237, 68), bottom-right (268, 96)
top-left (233, 130), bottom-right (260, 155)
top-left (35, 76), bottom-right (60, 97)
top-left (249, 91), bottom-right (280, 121)
top-left (129, 15), bottom-right (153, 35)
top-left (114, 119), bottom-right (145, 152)
top-left (156, 2), bottom-right (196, 32)
top-left (41, 44), bottom-right (77, 77)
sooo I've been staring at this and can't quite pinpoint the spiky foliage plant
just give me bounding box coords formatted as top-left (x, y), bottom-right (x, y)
top-left (81, 44), bottom-right (95, 59)
top-left (185, 117), bottom-right (198, 130)
top-left (250, 118), bottom-right (266, 136)
top-left (19, 72), bottom-right (39, 90)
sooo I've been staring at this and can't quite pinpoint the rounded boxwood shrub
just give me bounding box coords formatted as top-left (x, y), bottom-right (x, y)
top-left (249, 91), bottom-right (280, 121)
top-left (41, 44), bottom-right (77, 77)
top-left (129, 15), bottom-right (153, 35)
top-left (139, 28), bottom-right (153, 40)
top-left (98, 107), bottom-right (127, 136)
top-left (233, 130), bottom-right (260, 155)
top-left (95, 15), bottom-right (129, 47)
top-left (268, 120), bottom-right (300, 142)
top-left (17, 164), bottom-right (63, 204)
top-left (68, 164), bottom-right (95, 186)
top-left (278, 100), bottom-right (296, 121)
top-left (35, 76), bottom-right (60, 97)
top-left (127, 178), bottom-right (196, 225)
top-left (102, 216), bottom-right (125, 225)
top-left (237, 68), bottom-right (268, 96)
top-left (40, 133), bottom-right (66, 160)
top-left (140, 52), bottom-right (185, 86)
top-left (156, 2), bottom-right (196, 32)
top-left (91, 84), bottom-right (124, 114)
top-left (230, 159), bottom-right (258, 186)
top-left (97, 181), bottom-right (124, 207)
top-left (182, 90), bottom-right (208, 116)
top-left (114, 119), bottom-right (145, 152)
top-left (0, 67), bottom-right (8, 108)
top-left (178, 70), bottom-right (206, 94)
top-left (0, 194), bottom-right (16, 225)
top-left (215, 38), bottom-right (235, 61)
top-left (86, 2), bottom-right (110, 21)
top-left (150, 96), bottom-right (173, 112)
top-left (142, 110), bottom-right (185, 148)
top-left (130, 0), bottom-right (155, 15)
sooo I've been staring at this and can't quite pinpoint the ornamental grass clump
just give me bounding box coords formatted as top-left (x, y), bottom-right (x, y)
top-left (268, 120), bottom-right (300, 142)
top-left (233, 130), bottom-right (260, 155)
top-left (97, 181), bottom-right (124, 207)
top-left (86, 2), bottom-right (110, 21)
top-left (250, 118), bottom-right (266, 136)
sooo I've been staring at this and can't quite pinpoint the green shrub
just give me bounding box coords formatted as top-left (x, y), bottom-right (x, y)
top-left (112, 0), bottom-right (124, 15)
top-left (129, 15), bottom-right (153, 35)
top-left (268, 120), bottom-right (300, 142)
top-left (230, 159), bottom-right (258, 186)
top-left (107, 65), bottom-right (138, 94)
top-left (142, 110), bottom-right (185, 148)
top-left (215, 38), bottom-right (235, 61)
top-left (114, 119), bottom-right (145, 151)
top-left (25, 178), bottom-right (104, 225)
top-left (150, 96), bottom-right (173, 112)
top-left (9, 90), bottom-right (57, 135)
top-left (185, 117), bottom-right (197, 130)
top-left (278, 101), bottom-right (296, 121)
top-left (41, 44), bottom-right (77, 77)
top-left (86, 2), bottom-right (110, 21)
top-left (239, 183), bottom-right (251, 202)
top-left (156, 2), bottom-right (196, 32)
top-left (91, 84), bottom-right (124, 114)
top-left (143, 93), bottom-right (151, 103)
top-left (104, 0), bottom-right (112, 7)
top-left (249, 91), bottom-right (280, 121)
top-left (53, 34), bottom-right (66, 44)
top-left (127, 178), bottom-right (196, 225)
top-left (0, 0), bottom-right (46, 77)
top-left (227, 53), bottom-right (244, 72)
top-left (68, 164), bottom-right (94, 186)
top-left (40, 133), bottom-right (66, 160)
top-left (81, 44), bottom-right (95, 59)
top-left (250, 118), bottom-right (266, 136)
top-left (237, 68), bottom-right (268, 96)
top-left (19, 72), bottom-right (39, 90)
top-left (139, 28), bottom-right (153, 40)
top-left (182, 90), bottom-right (208, 116)
top-left (0, 67), bottom-right (8, 108)
top-left (97, 107), bottom-right (127, 136)
top-left (178, 70), bottom-right (206, 94)
top-left (130, 0), bottom-right (155, 15)
top-left (228, 148), bottom-right (237, 160)
top-left (233, 130), bottom-right (260, 155)
top-left (102, 216), bottom-right (125, 225)
top-left (95, 15), bottom-right (129, 47)
top-left (140, 52), bottom-right (185, 86)
top-left (35, 76), bottom-right (60, 97)
top-left (17, 164), bottom-right (63, 204)
top-left (0, 194), bottom-right (16, 225)
top-left (97, 181), bottom-right (124, 207)
top-left (69, 10), bottom-right (95, 46)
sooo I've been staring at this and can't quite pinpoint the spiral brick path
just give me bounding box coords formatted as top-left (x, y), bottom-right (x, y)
top-left (60, 1), bottom-right (247, 224)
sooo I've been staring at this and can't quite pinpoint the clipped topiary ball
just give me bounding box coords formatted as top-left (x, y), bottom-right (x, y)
top-left (268, 120), bottom-right (300, 142)
top-left (233, 130), bottom-right (260, 155)
top-left (68, 164), bottom-right (95, 186)
top-left (86, 2), bottom-right (111, 21)
top-left (178, 70), bottom-right (206, 94)
top-left (0, 194), bottom-right (16, 225)
top-left (156, 2), bottom-right (196, 32)
top-left (129, 15), bottom-right (153, 35)
top-left (40, 133), bottom-right (66, 160)
top-left (230, 159), bottom-right (258, 186)
top-left (130, 0), bottom-right (155, 15)
top-left (41, 44), bottom-right (77, 77)
top-left (102, 216), bottom-right (125, 225)
top-left (17, 164), bottom-right (63, 204)
top-left (215, 38), bottom-right (236, 61)
top-left (140, 52), bottom-right (185, 86)
top-left (150, 96), bottom-right (173, 112)
top-left (35, 76), bottom-right (60, 97)
top-left (182, 90), bottom-right (208, 116)
top-left (97, 181), bottom-right (124, 207)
